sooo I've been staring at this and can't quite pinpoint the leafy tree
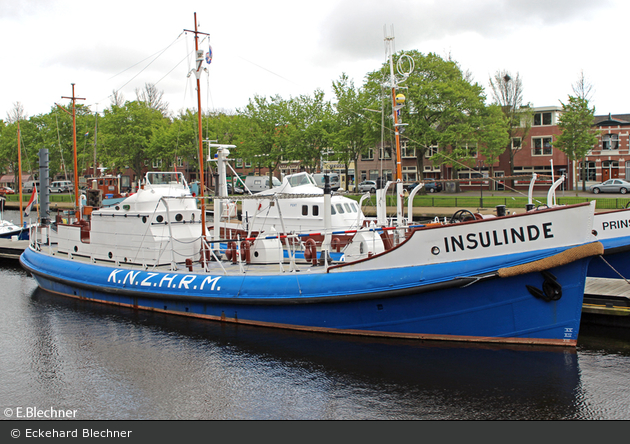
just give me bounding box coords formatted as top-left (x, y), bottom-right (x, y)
top-left (99, 101), bottom-right (169, 180)
top-left (291, 90), bottom-right (334, 172)
top-left (238, 95), bottom-right (298, 189)
top-left (553, 95), bottom-right (598, 192)
top-left (331, 74), bottom-right (377, 189)
top-left (365, 51), bottom-right (490, 191)
top-left (477, 104), bottom-right (510, 182)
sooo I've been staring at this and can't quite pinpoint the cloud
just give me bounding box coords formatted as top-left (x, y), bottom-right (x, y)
top-left (0, 0), bottom-right (53, 18)
top-left (317, 0), bottom-right (614, 63)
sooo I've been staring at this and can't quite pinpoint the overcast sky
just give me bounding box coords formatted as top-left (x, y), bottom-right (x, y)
top-left (1, 0), bottom-right (625, 123)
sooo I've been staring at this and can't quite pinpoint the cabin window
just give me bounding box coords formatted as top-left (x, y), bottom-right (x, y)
top-left (336, 204), bottom-right (345, 214)
top-left (344, 203), bottom-right (352, 213)
top-left (312, 205), bottom-right (319, 216)
top-left (331, 205), bottom-right (336, 215)
top-left (302, 205), bottom-right (308, 216)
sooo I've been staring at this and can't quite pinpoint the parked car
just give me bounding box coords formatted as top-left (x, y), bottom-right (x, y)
top-left (23, 180), bottom-right (39, 193)
top-left (226, 183), bottom-right (244, 195)
top-left (424, 182), bottom-right (443, 193)
top-left (50, 180), bottom-right (73, 193)
top-left (589, 179), bottom-right (630, 194)
top-left (0, 186), bottom-right (15, 195)
top-left (357, 180), bottom-right (377, 193)
top-left (403, 182), bottom-right (442, 193)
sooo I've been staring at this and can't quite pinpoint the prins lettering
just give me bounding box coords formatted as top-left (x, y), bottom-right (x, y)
top-left (602, 219), bottom-right (630, 231)
top-left (444, 222), bottom-right (554, 253)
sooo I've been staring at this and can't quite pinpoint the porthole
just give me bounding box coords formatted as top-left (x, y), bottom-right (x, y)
top-left (142, 216), bottom-right (147, 223)
top-left (108, 252), bottom-right (113, 259)
top-left (74, 246), bottom-right (78, 253)
top-left (156, 215), bottom-right (164, 223)
top-left (431, 246), bottom-right (440, 255)
top-left (175, 213), bottom-right (183, 222)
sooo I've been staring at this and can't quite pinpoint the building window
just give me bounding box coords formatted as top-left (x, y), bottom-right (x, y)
top-left (236, 158), bottom-right (243, 168)
top-left (402, 166), bottom-right (417, 182)
top-left (534, 112), bottom-right (552, 126)
top-left (602, 133), bottom-right (619, 150)
top-left (425, 145), bottom-right (439, 158)
top-left (369, 170), bottom-right (379, 180)
top-left (512, 137), bottom-right (522, 150)
top-left (401, 140), bottom-right (416, 158)
top-left (532, 137), bottom-right (553, 156)
top-left (245, 160), bottom-right (252, 168)
top-left (578, 161), bottom-right (596, 181)
top-left (361, 170), bottom-right (367, 181)
top-left (380, 146), bottom-right (392, 160)
top-left (152, 159), bottom-right (162, 168)
top-left (382, 169), bottom-right (393, 181)
top-left (362, 148), bottom-right (374, 161)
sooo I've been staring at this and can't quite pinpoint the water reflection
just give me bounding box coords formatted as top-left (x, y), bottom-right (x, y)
top-left (8, 285), bottom-right (584, 420)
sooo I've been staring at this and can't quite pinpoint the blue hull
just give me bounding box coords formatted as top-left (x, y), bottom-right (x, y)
top-left (20, 246), bottom-right (591, 346)
top-left (0, 228), bottom-right (29, 240)
top-left (587, 235), bottom-right (630, 279)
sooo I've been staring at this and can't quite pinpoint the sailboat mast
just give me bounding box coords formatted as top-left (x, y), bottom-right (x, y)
top-left (61, 83), bottom-right (85, 219)
top-left (185, 12), bottom-right (210, 238)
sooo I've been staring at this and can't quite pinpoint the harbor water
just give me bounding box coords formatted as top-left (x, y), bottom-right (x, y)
top-left (2, 214), bottom-right (630, 420)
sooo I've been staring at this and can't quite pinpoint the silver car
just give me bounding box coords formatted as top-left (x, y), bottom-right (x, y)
top-left (357, 180), bottom-right (377, 193)
top-left (589, 179), bottom-right (630, 194)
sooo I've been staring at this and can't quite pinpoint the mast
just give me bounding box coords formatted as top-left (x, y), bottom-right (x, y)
top-left (384, 26), bottom-right (412, 227)
top-left (17, 120), bottom-right (23, 226)
top-left (185, 12), bottom-right (210, 238)
top-left (60, 83), bottom-right (85, 219)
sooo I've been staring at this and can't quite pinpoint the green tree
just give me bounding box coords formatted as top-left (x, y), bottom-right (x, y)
top-left (366, 51), bottom-right (489, 191)
top-left (553, 95), bottom-right (598, 192)
top-left (477, 104), bottom-right (510, 183)
top-left (99, 101), bottom-right (169, 181)
top-left (291, 90), bottom-right (334, 172)
top-left (331, 74), bottom-right (377, 189)
top-left (238, 95), bottom-right (298, 188)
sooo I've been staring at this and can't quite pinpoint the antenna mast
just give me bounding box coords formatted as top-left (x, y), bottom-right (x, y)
top-left (185, 12), bottom-right (210, 237)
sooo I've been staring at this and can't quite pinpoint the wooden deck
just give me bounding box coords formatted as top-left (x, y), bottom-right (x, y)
top-left (0, 238), bottom-right (28, 260)
top-left (582, 277), bottom-right (630, 326)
